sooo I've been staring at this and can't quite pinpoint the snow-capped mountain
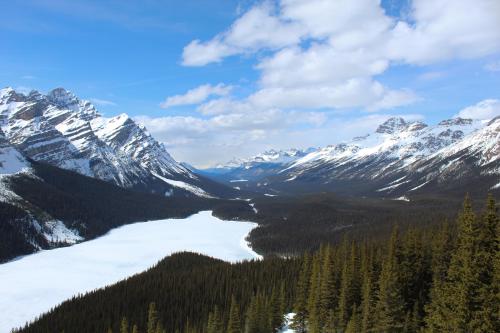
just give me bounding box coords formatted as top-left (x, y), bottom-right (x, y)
top-left (283, 117), bottom-right (483, 181)
top-left (221, 116), bottom-right (499, 197)
top-left (199, 148), bottom-right (316, 186)
top-left (215, 148), bottom-right (316, 170)
top-left (0, 87), bottom-right (231, 198)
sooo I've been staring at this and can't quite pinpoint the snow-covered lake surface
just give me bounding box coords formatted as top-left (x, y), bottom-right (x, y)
top-left (0, 211), bottom-right (260, 333)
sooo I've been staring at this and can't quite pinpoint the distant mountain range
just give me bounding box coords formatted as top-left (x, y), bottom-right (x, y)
top-left (200, 116), bottom-right (500, 198)
top-left (196, 148), bottom-right (315, 184)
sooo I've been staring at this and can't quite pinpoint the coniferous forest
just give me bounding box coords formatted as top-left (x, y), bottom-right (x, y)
top-left (16, 194), bottom-right (499, 333)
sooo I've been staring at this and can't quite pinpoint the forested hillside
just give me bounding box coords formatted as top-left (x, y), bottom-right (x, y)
top-left (0, 161), bottom-right (227, 262)
top-left (17, 195), bottom-right (499, 333)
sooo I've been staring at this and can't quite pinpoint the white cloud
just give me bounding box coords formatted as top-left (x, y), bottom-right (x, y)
top-left (183, 0), bottom-right (500, 67)
top-left (367, 89), bottom-right (420, 112)
top-left (172, 0), bottom-right (500, 164)
top-left (135, 111), bottom-right (422, 167)
top-left (484, 60), bottom-right (500, 72)
top-left (160, 83), bottom-right (232, 108)
top-left (89, 98), bottom-right (116, 106)
top-left (182, 3), bottom-right (303, 66)
top-left (180, 0), bottom-right (500, 113)
top-left (456, 99), bottom-right (500, 120)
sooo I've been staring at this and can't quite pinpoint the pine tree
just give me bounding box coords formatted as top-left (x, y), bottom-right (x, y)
top-left (425, 195), bottom-right (496, 332)
top-left (212, 305), bottom-right (224, 333)
top-left (344, 304), bottom-right (360, 333)
top-left (374, 226), bottom-right (405, 332)
top-left (306, 253), bottom-right (322, 333)
top-left (424, 221), bottom-right (454, 332)
top-left (269, 287), bottom-right (283, 331)
top-left (147, 302), bottom-right (158, 333)
top-left (120, 317), bottom-right (129, 333)
top-left (291, 253), bottom-right (311, 332)
top-left (131, 325), bottom-right (139, 333)
top-left (207, 311), bottom-right (215, 333)
top-left (318, 246), bottom-right (336, 327)
top-left (360, 245), bottom-right (375, 333)
top-left (338, 243), bottom-right (360, 329)
top-left (245, 295), bottom-right (259, 333)
top-left (474, 194), bottom-right (499, 331)
top-left (227, 296), bottom-right (242, 333)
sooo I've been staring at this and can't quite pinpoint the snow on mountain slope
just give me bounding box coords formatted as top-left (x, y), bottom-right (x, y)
top-left (152, 173), bottom-right (214, 198)
top-left (0, 128), bottom-right (29, 175)
top-left (0, 133), bottom-right (83, 256)
top-left (271, 116), bottom-right (499, 196)
top-left (0, 87), bottom-right (218, 197)
top-left (92, 113), bottom-right (194, 179)
top-left (215, 148), bottom-right (316, 170)
top-left (286, 117), bottom-right (483, 180)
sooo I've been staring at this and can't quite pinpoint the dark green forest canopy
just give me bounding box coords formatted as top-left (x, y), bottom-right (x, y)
top-left (17, 195), bottom-right (499, 333)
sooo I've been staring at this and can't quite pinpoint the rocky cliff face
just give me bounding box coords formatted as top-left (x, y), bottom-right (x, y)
top-left (0, 87), bottom-right (227, 198)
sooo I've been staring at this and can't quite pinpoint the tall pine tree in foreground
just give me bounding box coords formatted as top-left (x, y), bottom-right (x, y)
top-left (426, 195), bottom-right (499, 332)
top-left (374, 227), bottom-right (405, 332)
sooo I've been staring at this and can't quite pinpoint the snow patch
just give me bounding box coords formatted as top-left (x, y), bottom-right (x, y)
top-left (278, 313), bottom-right (296, 333)
top-left (42, 220), bottom-right (83, 244)
top-left (153, 173), bottom-right (214, 198)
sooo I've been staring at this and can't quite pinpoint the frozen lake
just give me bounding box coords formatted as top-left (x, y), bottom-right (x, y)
top-left (0, 211), bottom-right (260, 332)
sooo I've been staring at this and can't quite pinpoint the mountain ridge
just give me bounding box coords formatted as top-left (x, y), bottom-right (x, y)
top-left (0, 86), bottom-right (234, 199)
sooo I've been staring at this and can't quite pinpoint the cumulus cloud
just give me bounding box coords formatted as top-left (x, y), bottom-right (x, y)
top-left (182, 3), bottom-right (303, 66)
top-left (180, 0), bottom-right (500, 113)
top-left (456, 99), bottom-right (500, 120)
top-left (166, 0), bottom-right (500, 164)
top-left (160, 83), bottom-right (232, 108)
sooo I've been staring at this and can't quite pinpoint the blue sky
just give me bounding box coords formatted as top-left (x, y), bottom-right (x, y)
top-left (1, 0), bottom-right (499, 166)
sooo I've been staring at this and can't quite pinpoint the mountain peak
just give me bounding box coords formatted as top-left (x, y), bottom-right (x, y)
top-left (375, 117), bottom-right (408, 134)
top-left (438, 117), bottom-right (473, 127)
top-left (47, 88), bottom-right (79, 108)
top-left (0, 87), bottom-right (25, 103)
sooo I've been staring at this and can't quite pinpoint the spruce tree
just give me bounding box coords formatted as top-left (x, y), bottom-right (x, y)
top-left (338, 243), bottom-right (360, 329)
top-left (120, 317), bottom-right (129, 333)
top-left (374, 226), bottom-right (405, 332)
top-left (360, 245), bottom-right (374, 333)
top-left (147, 302), bottom-right (158, 333)
top-left (212, 305), bottom-right (224, 333)
top-left (475, 194), bottom-right (499, 331)
top-left (227, 296), bottom-right (242, 333)
top-left (344, 304), bottom-right (360, 333)
top-left (291, 253), bottom-right (311, 332)
top-left (269, 287), bottom-right (283, 331)
top-left (306, 253), bottom-right (322, 333)
top-left (318, 246), bottom-right (336, 327)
